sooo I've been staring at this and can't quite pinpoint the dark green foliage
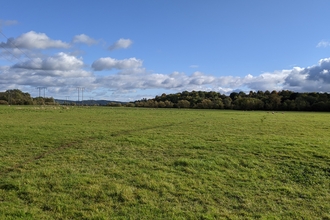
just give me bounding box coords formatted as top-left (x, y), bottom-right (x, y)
top-left (0, 89), bottom-right (33, 105)
top-left (2, 89), bottom-right (330, 111)
top-left (107, 102), bottom-right (122, 107)
top-left (135, 90), bottom-right (330, 111)
top-left (0, 89), bottom-right (55, 105)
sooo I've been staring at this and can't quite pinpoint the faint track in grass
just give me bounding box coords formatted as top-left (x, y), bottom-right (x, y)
top-left (0, 120), bottom-right (194, 176)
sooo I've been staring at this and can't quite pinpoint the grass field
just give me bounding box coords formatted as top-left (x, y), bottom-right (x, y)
top-left (0, 106), bottom-right (330, 219)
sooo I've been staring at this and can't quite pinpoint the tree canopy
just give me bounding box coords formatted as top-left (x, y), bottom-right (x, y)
top-left (2, 89), bottom-right (330, 111)
top-left (0, 89), bottom-right (55, 105)
top-left (134, 90), bottom-right (330, 111)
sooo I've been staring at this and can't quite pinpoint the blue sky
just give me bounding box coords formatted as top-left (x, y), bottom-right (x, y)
top-left (1, 0), bottom-right (330, 101)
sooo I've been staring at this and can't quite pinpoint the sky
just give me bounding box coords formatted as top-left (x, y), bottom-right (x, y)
top-left (1, 0), bottom-right (330, 102)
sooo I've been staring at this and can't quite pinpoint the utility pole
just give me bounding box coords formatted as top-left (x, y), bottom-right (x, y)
top-left (36, 87), bottom-right (47, 98)
top-left (7, 91), bottom-right (11, 105)
top-left (81, 87), bottom-right (85, 105)
top-left (77, 87), bottom-right (80, 102)
top-left (76, 87), bottom-right (85, 105)
top-left (65, 96), bottom-right (70, 105)
top-left (36, 87), bottom-right (42, 97)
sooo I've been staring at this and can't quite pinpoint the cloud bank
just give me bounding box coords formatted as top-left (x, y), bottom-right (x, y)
top-left (2, 30), bottom-right (330, 101)
top-left (3, 55), bottom-right (330, 97)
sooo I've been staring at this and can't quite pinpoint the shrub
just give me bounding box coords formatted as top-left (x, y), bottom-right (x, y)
top-left (0, 100), bottom-right (8, 105)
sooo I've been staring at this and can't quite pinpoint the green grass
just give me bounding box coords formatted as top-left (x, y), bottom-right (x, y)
top-left (0, 106), bottom-right (330, 219)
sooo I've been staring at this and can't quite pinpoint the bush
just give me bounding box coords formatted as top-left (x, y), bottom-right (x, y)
top-left (0, 100), bottom-right (8, 105)
top-left (125, 103), bottom-right (135, 107)
top-left (107, 102), bottom-right (122, 107)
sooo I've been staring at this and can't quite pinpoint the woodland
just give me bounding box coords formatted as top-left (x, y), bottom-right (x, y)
top-left (2, 89), bottom-right (330, 111)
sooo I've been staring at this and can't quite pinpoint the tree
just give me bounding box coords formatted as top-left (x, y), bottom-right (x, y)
top-left (223, 97), bottom-right (232, 109)
top-left (4, 89), bottom-right (33, 105)
top-left (164, 100), bottom-right (174, 108)
top-left (177, 100), bottom-right (190, 108)
top-left (125, 103), bottom-right (135, 107)
top-left (229, 92), bottom-right (238, 101)
top-left (201, 99), bottom-right (214, 109)
top-left (213, 99), bottom-right (224, 109)
top-left (268, 92), bottom-right (281, 110)
top-left (158, 101), bottom-right (166, 108)
top-left (0, 100), bottom-right (8, 105)
top-left (295, 97), bottom-right (309, 110)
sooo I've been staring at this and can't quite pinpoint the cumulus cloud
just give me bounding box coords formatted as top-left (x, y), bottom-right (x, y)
top-left (5, 54), bottom-right (330, 99)
top-left (96, 71), bottom-right (217, 91)
top-left (2, 52), bottom-right (92, 81)
top-left (283, 58), bottom-right (330, 92)
top-left (72, 34), bottom-right (97, 45)
top-left (317, 40), bottom-right (330, 48)
top-left (0, 31), bottom-right (70, 49)
top-left (13, 52), bottom-right (84, 70)
top-left (240, 70), bottom-right (291, 91)
top-left (0, 64), bottom-right (93, 88)
top-left (189, 71), bottom-right (215, 85)
top-left (0, 47), bottom-right (25, 60)
top-left (108, 38), bottom-right (133, 51)
top-left (93, 57), bottom-right (330, 96)
top-left (92, 57), bottom-right (142, 71)
top-left (3, 29), bottom-right (330, 101)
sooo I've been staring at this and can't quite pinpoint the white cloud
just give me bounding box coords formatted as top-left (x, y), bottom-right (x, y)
top-left (317, 40), bottom-right (330, 48)
top-left (282, 58), bottom-right (330, 92)
top-left (189, 71), bottom-right (215, 85)
top-left (240, 70), bottom-right (291, 91)
top-left (96, 71), bottom-right (216, 91)
top-left (72, 34), bottom-right (97, 45)
top-left (3, 56), bottom-right (330, 101)
top-left (94, 57), bottom-right (330, 96)
top-left (108, 38), bottom-right (133, 51)
top-left (0, 47), bottom-right (25, 60)
top-left (3, 28), bottom-right (330, 101)
top-left (1, 53), bottom-right (92, 86)
top-left (13, 52), bottom-right (84, 71)
top-left (0, 65), bottom-right (94, 88)
top-left (0, 31), bottom-right (70, 49)
top-left (92, 57), bottom-right (142, 71)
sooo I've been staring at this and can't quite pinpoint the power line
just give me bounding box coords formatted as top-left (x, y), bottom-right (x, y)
top-left (36, 87), bottom-right (47, 98)
top-left (76, 87), bottom-right (85, 104)
top-left (0, 30), bottom-right (33, 60)
top-left (0, 42), bottom-right (22, 62)
top-left (1, 31), bottom-right (51, 99)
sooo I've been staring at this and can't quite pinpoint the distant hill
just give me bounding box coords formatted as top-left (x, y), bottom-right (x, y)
top-left (55, 99), bottom-right (127, 106)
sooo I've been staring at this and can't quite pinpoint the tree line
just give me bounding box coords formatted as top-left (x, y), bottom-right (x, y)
top-left (133, 90), bottom-right (330, 111)
top-left (2, 89), bottom-right (330, 111)
top-left (0, 89), bottom-right (55, 105)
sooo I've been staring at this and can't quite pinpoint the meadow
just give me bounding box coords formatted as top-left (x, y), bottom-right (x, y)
top-left (0, 106), bottom-right (329, 219)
